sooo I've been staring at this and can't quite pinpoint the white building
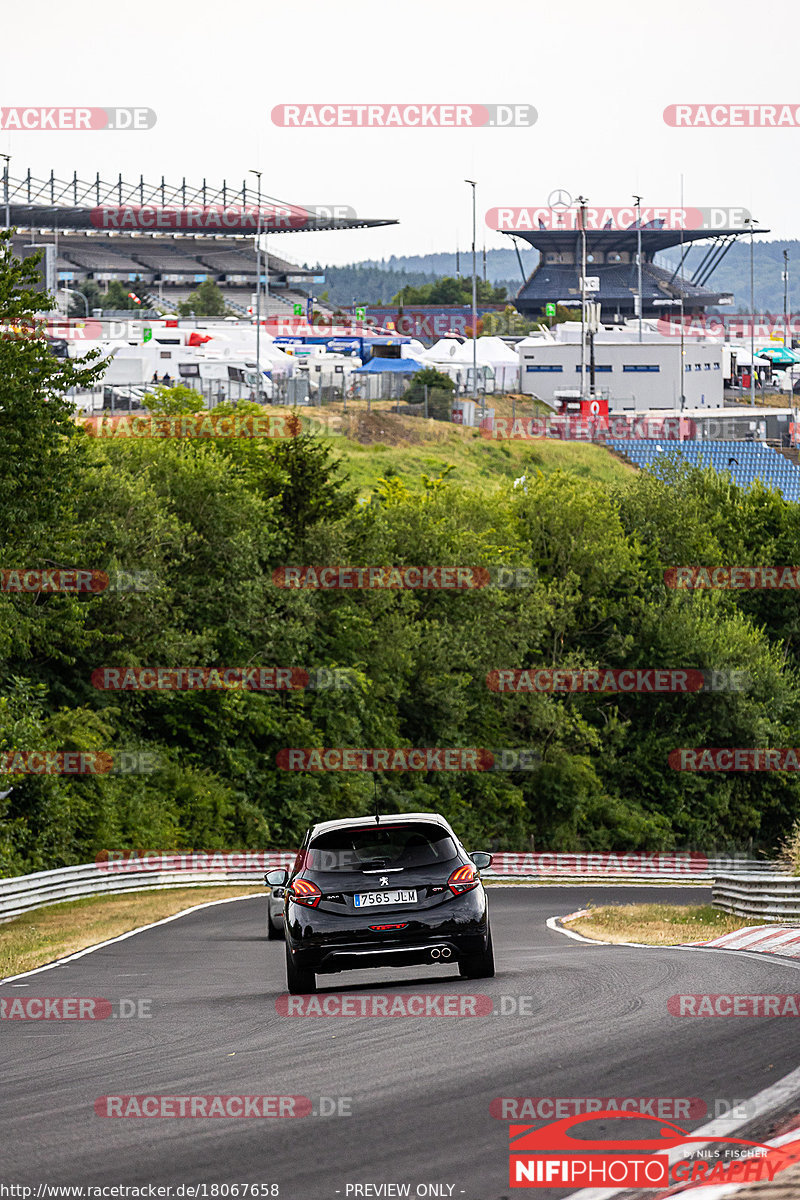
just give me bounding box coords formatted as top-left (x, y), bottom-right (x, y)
top-left (517, 322), bottom-right (724, 411)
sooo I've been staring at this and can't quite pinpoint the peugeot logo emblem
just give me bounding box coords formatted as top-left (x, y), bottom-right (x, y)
top-left (380, 875), bottom-right (389, 886)
top-left (548, 188), bottom-right (573, 211)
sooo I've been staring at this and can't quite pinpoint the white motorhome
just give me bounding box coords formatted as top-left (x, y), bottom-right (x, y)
top-left (71, 341), bottom-right (272, 401)
top-left (305, 353), bottom-right (363, 392)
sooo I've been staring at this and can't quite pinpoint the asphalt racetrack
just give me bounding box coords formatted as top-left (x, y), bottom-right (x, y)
top-left (2, 886), bottom-right (800, 1199)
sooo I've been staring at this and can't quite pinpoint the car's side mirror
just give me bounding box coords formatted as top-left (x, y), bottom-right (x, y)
top-left (265, 868), bottom-right (289, 887)
top-left (469, 852), bottom-right (493, 870)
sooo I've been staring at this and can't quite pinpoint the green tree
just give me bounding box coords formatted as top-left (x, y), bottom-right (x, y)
top-left (404, 368), bottom-right (455, 419)
top-left (178, 280), bottom-right (227, 317)
top-left (391, 276), bottom-right (506, 306)
top-left (68, 279), bottom-right (103, 317)
top-left (98, 280), bottom-right (142, 311)
top-left (0, 232), bottom-right (105, 548)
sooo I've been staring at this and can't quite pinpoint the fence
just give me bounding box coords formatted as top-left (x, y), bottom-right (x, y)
top-left (0, 853), bottom-right (784, 924)
top-left (712, 874), bottom-right (800, 923)
top-left (0, 856), bottom-right (295, 923)
top-left (66, 380), bottom-right (477, 423)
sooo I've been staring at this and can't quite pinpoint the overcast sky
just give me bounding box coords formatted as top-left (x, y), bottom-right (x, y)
top-left (1, 0), bottom-right (795, 267)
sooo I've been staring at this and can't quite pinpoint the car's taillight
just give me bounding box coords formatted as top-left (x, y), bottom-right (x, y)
top-left (448, 864), bottom-right (479, 895)
top-left (289, 878), bottom-right (321, 908)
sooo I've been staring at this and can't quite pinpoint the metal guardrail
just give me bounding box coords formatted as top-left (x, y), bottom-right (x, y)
top-left (712, 873), bottom-right (800, 923)
top-left (0, 854), bottom-right (784, 923)
top-left (481, 854), bottom-right (779, 880)
top-left (0, 856), bottom-right (296, 923)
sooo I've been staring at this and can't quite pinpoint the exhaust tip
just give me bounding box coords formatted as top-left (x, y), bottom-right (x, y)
top-left (440, 946), bottom-right (452, 959)
top-left (431, 947), bottom-right (441, 959)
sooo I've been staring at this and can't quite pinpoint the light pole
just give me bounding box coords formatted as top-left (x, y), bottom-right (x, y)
top-left (465, 179), bottom-right (479, 413)
top-left (249, 169), bottom-right (263, 397)
top-left (1, 153), bottom-right (10, 238)
top-left (745, 217), bottom-right (758, 406)
top-left (61, 286), bottom-right (88, 317)
top-left (576, 195), bottom-right (588, 398)
top-left (633, 194), bottom-right (643, 342)
top-left (784, 248), bottom-right (790, 349)
top-left (679, 174), bottom-right (685, 413)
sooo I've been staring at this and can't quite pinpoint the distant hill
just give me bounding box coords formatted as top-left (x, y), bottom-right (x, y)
top-left (657, 239), bottom-right (800, 313)
top-left (305, 250), bottom-right (538, 307)
top-left (307, 241), bottom-right (800, 312)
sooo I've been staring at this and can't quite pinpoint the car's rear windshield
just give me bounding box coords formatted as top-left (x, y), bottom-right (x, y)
top-left (305, 823), bottom-right (459, 872)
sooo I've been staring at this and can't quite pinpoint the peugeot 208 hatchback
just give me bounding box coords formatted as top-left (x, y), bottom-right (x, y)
top-left (266, 812), bottom-right (494, 994)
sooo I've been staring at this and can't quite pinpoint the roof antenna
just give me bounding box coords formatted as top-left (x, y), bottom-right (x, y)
top-left (374, 775), bottom-right (381, 824)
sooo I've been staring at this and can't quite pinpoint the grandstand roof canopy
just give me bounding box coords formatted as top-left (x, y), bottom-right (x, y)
top-left (8, 203), bottom-right (396, 235)
top-left (3, 168), bottom-right (397, 235)
top-left (504, 227), bottom-right (769, 255)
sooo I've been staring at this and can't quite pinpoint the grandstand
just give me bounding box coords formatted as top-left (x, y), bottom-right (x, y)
top-left (608, 439), bottom-right (800, 502)
top-left (5, 166), bottom-right (397, 314)
top-left (16, 230), bottom-right (330, 315)
top-left (499, 223), bottom-right (764, 324)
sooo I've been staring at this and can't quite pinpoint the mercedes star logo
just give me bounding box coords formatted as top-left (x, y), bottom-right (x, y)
top-left (548, 188), bottom-right (573, 211)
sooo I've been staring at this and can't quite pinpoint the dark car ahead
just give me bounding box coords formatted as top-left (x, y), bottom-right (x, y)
top-left (266, 812), bottom-right (494, 994)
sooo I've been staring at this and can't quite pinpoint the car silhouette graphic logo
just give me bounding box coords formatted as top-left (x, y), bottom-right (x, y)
top-left (509, 1110), bottom-right (778, 1155)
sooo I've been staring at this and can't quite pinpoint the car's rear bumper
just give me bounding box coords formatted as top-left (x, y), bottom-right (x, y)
top-left (285, 891), bottom-right (488, 973)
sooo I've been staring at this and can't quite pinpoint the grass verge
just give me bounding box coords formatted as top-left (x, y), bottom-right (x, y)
top-left (0, 886), bottom-right (265, 979)
top-left (562, 903), bottom-right (770, 945)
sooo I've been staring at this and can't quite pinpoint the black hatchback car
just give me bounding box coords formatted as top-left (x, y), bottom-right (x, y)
top-left (266, 812), bottom-right (494, 994)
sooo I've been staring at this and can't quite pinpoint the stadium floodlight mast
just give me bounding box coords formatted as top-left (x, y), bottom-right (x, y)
top-left (465, 179), bottom-right (479, 415)
top-left (744, 216), bottom-right (758, 406)
top-left (1, 153), bottom-right (10, 234)
top-left (679, 174), bottom-right (685, 413)
top-left (784, 248), bottom-right (790, 349)
top-left (576, 195), bottom-right (588, 399)
top-left (633, 194), bottom-right (643, 342)
top-left (249, 168), bottom-right (263, 397)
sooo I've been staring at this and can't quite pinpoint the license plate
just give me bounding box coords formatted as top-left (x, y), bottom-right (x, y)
top-left (354, 889), bottom-right (417, 908)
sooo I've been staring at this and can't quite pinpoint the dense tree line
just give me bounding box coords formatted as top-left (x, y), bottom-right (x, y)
top-left (390, 277), bottom-right (507, 306)
top-left (2, 235), bottom-right (800, 872)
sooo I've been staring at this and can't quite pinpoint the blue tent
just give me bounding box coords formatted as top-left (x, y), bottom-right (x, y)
top-left (352, 357), bottom-right (426, 374)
